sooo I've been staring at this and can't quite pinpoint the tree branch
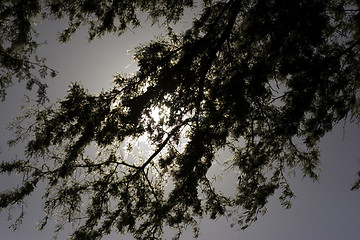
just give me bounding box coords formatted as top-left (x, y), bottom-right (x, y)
top-left (139, 118), bottom-right (191, 170)
top-left (194, 0), bottom-right (242, 126)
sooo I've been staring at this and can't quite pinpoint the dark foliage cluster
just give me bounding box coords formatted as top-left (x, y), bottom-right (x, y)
top-left (1, 0), bottom-right (360, 239)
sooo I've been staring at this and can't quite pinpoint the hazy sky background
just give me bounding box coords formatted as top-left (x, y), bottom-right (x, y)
top-left (1, 7), bottom-right (360, 240)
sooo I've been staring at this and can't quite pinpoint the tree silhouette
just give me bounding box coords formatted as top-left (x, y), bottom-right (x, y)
top-left (1, 0), bottom-right (360, 239)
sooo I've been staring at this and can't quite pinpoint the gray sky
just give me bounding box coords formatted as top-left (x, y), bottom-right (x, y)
top-left (1, 10), bottom-right (360, 240)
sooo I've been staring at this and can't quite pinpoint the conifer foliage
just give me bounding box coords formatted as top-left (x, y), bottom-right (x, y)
top-left (1, 0), bottom-right (360, 239)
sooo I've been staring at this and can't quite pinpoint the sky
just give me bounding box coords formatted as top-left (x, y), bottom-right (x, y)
top-left (1, 7), bottom-right (360, 240)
